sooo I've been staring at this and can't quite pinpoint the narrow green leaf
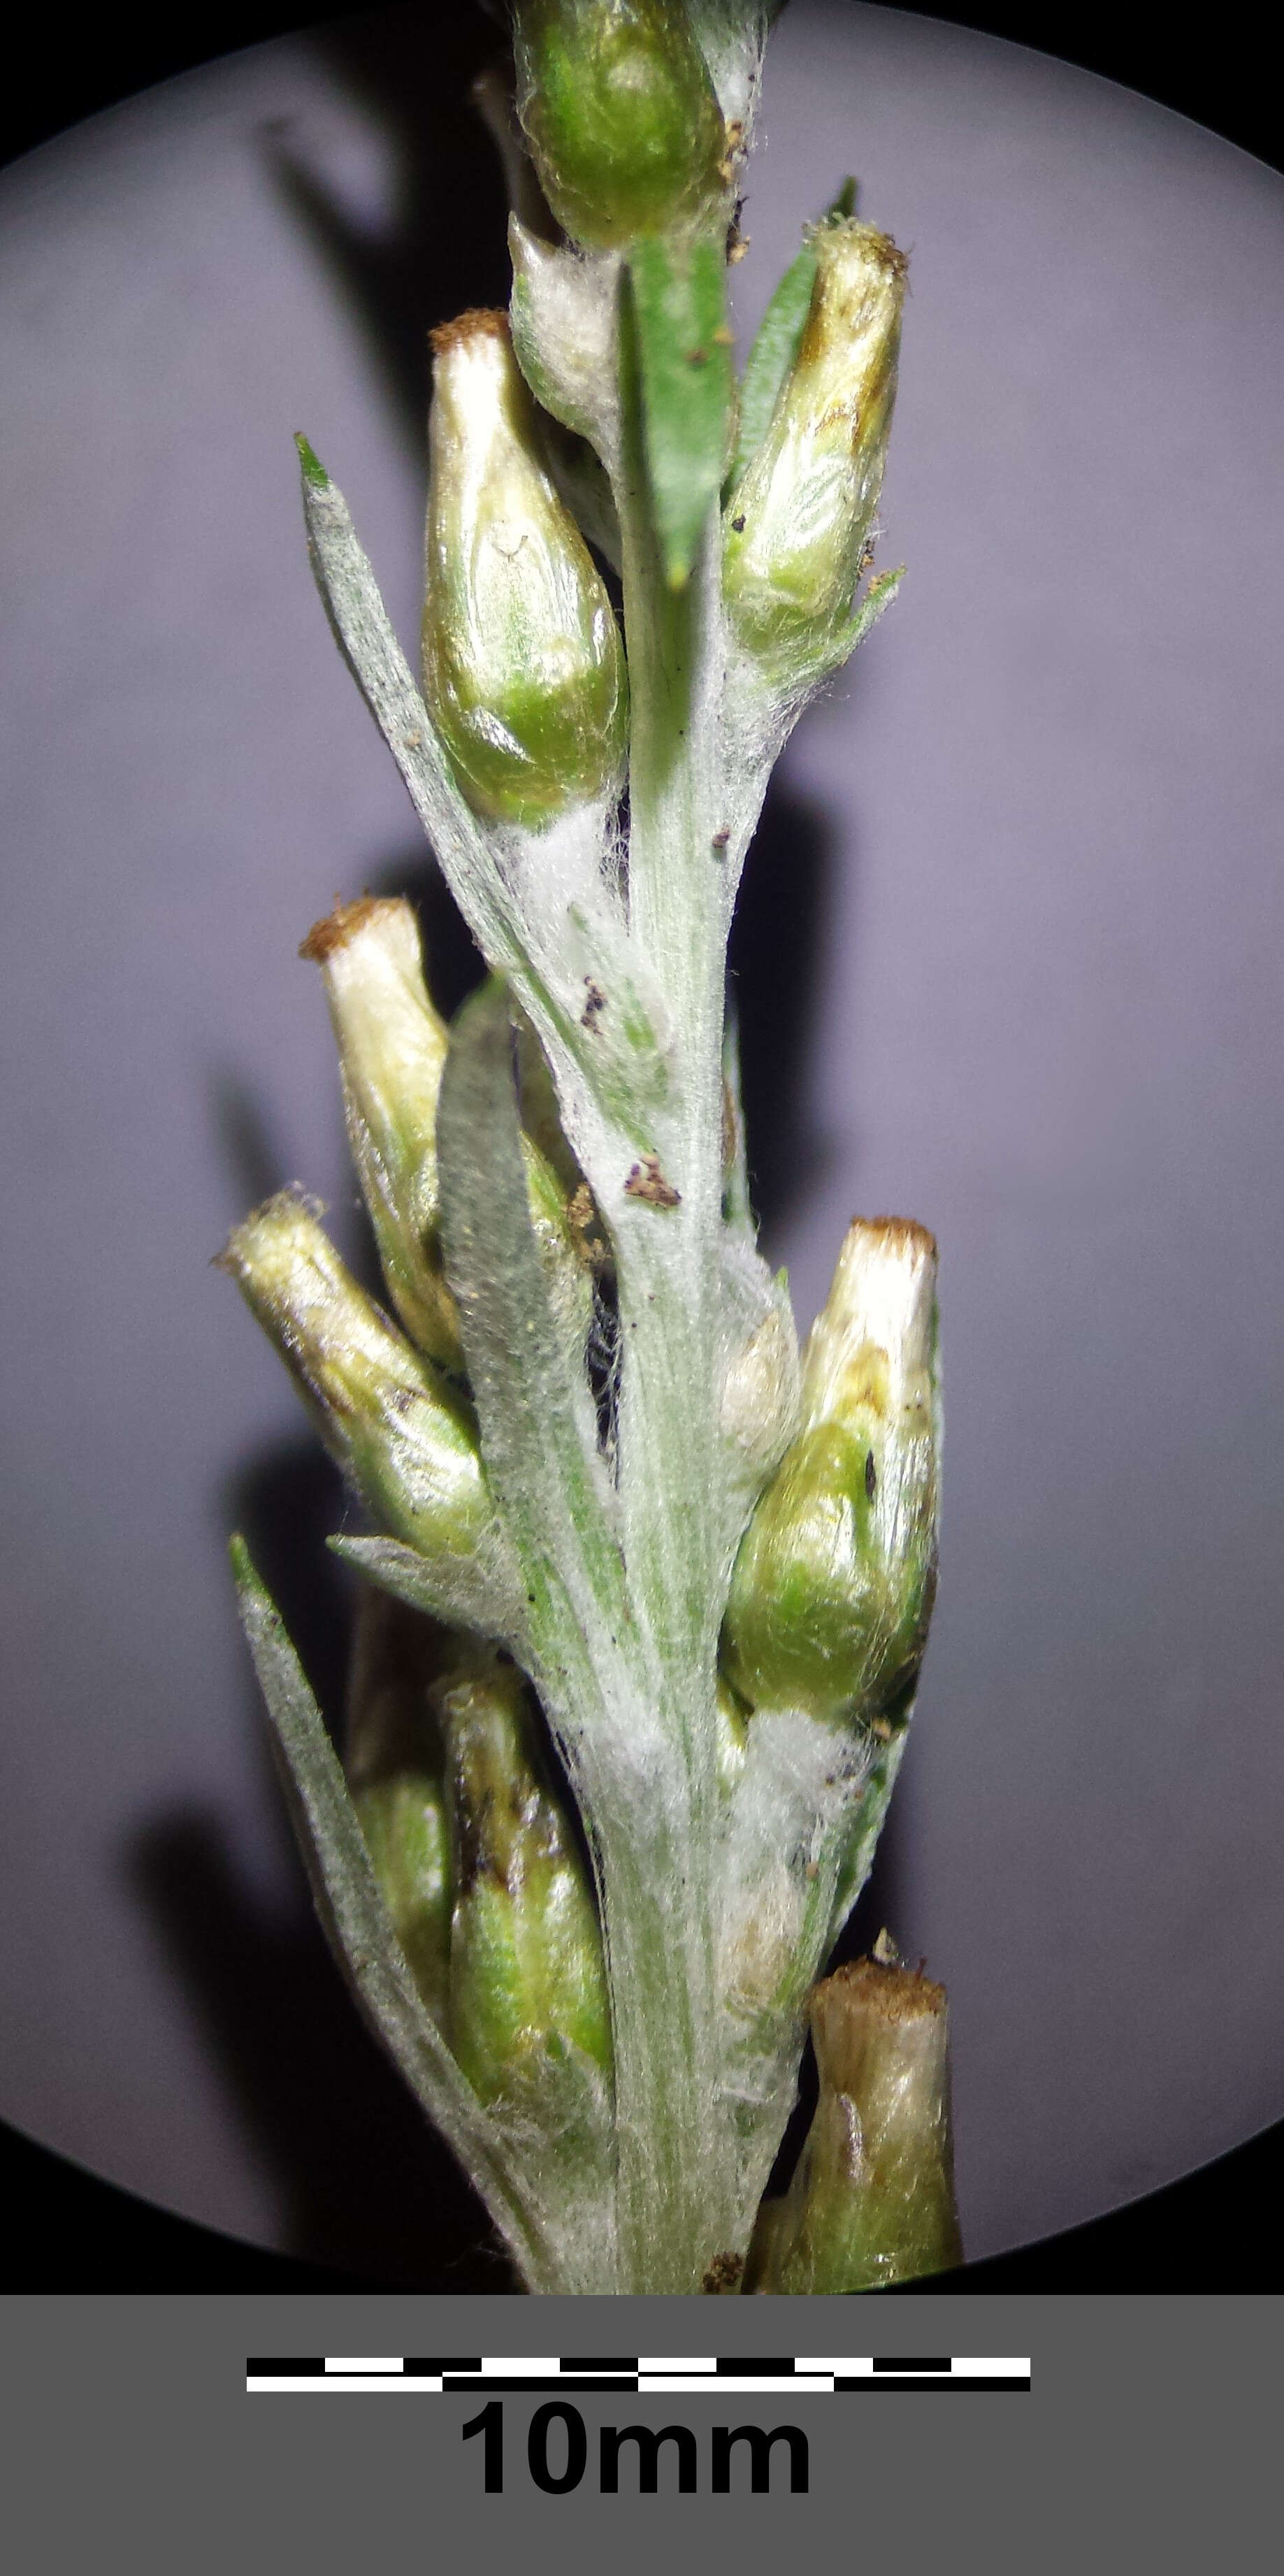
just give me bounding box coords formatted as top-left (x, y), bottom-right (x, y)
top-left (728, 244), bottom-right (816, 492)
top-left (628, 230), bottom-right (735, 589)
top-left (228, 1534), bottom-right (554, 2285)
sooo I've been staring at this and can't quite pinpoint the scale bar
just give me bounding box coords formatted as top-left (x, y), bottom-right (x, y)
top-left (835, 2375), bottom-right (1030, 2394)
top-left (247, 2354), bottom-right (1030, 2396)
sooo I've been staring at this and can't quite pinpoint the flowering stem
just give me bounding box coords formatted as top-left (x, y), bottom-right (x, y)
top-left (226, 0), bottom-right (956, 2296)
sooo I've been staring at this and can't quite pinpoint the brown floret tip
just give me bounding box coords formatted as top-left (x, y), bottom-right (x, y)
top-left (300, 894), bottom-right (402, 963)
top-left (816, 1954), bottom-right (947, 2026)
top-left (430, 307), bottom-right (511, 356)
top-left (851, 1215), bottom-right (938, 1260)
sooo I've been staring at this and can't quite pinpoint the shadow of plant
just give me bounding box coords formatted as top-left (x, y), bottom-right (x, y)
top-left (129, 1802), bottom-right (511, 2289)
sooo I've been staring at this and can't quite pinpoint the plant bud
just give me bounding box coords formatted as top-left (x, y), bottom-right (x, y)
top-left (440, 1657), bottom-right (612, 2103)
top-left (511, 0), bottom-right (726, 252)
top-left (301, 897), bottom-right (463, 1372)
top-left (723, 217), bottom-right (906, 683)
top-left (343, 1588), bottom-right (457, 2017)
top-left (353, 1773), bottom-right (451, 2022)
top-left (218, 1190), bottom-right (491, 1563)
top-left (721, 1219), bottom-right (938, 1723)
top-left (421, 309), bottom-right (627, 828)
top-left (751, 1952), bottom-right (962, 2291)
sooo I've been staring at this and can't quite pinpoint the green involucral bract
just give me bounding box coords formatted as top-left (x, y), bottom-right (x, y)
top-left (721, 1219), bottom-right (939, 1720)
top-left (353, 1773), bottom-right (452, 2021)
top-left (421, 310), bottom-right (627, 826)
top-left (723, 215), bottom-right (906, 684)
top-left (345, 1588), bottom-right (454, 2022)
top-left (442, 1657), bottom-right (612, 2104)
top-left (512, 0), bottom-right (728, 252)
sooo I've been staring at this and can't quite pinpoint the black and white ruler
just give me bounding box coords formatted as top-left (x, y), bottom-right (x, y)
top-left (247, 2354), bottom-right (1030, 2394)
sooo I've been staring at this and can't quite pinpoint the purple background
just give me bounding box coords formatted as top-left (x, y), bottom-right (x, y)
top-left (3, 2), bottom-right (1282, 2280)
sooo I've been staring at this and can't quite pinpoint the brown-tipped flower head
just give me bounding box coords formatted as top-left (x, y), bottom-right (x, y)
top-left (421, 309), bottom-right (626, 826)
top-left (756, 1952), bottom-right (962, 2291)
top-left (512, 0), bottom-right (727, 252)
top-left (301, 896), bottom-right (463, 1372)
top-left (721, 1218), bottom-right (939, 1724)
top-left (723, 218), bottom-right (906, 684)
top-left (218, 1189), bottom-right (491, 1562)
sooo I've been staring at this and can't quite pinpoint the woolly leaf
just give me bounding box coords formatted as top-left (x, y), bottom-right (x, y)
top-left (328, 1530), bottom-right (531, 1655)
top-left (720, 1003), bottom-right (753, 1236)
top-left (715, 1701), bottom-right (888, 2222)
top-left (508, 216), bottom-right (621, 459)
top-left (686, 0), bottom-right (776, 129)
top-left (435, 980), bottom-right (631, 1684)
top-left (228, 1534), bottom-right (553, 2284)
top-left (296, 439), bottom-right (526, 979)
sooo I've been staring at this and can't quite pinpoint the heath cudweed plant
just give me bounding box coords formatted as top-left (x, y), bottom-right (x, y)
top-left (224, 0), bottom-right (959, 2294)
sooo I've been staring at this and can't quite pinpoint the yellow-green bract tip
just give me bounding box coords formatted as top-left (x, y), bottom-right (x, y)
top-left (295, 433), bottom-right (329, 489)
